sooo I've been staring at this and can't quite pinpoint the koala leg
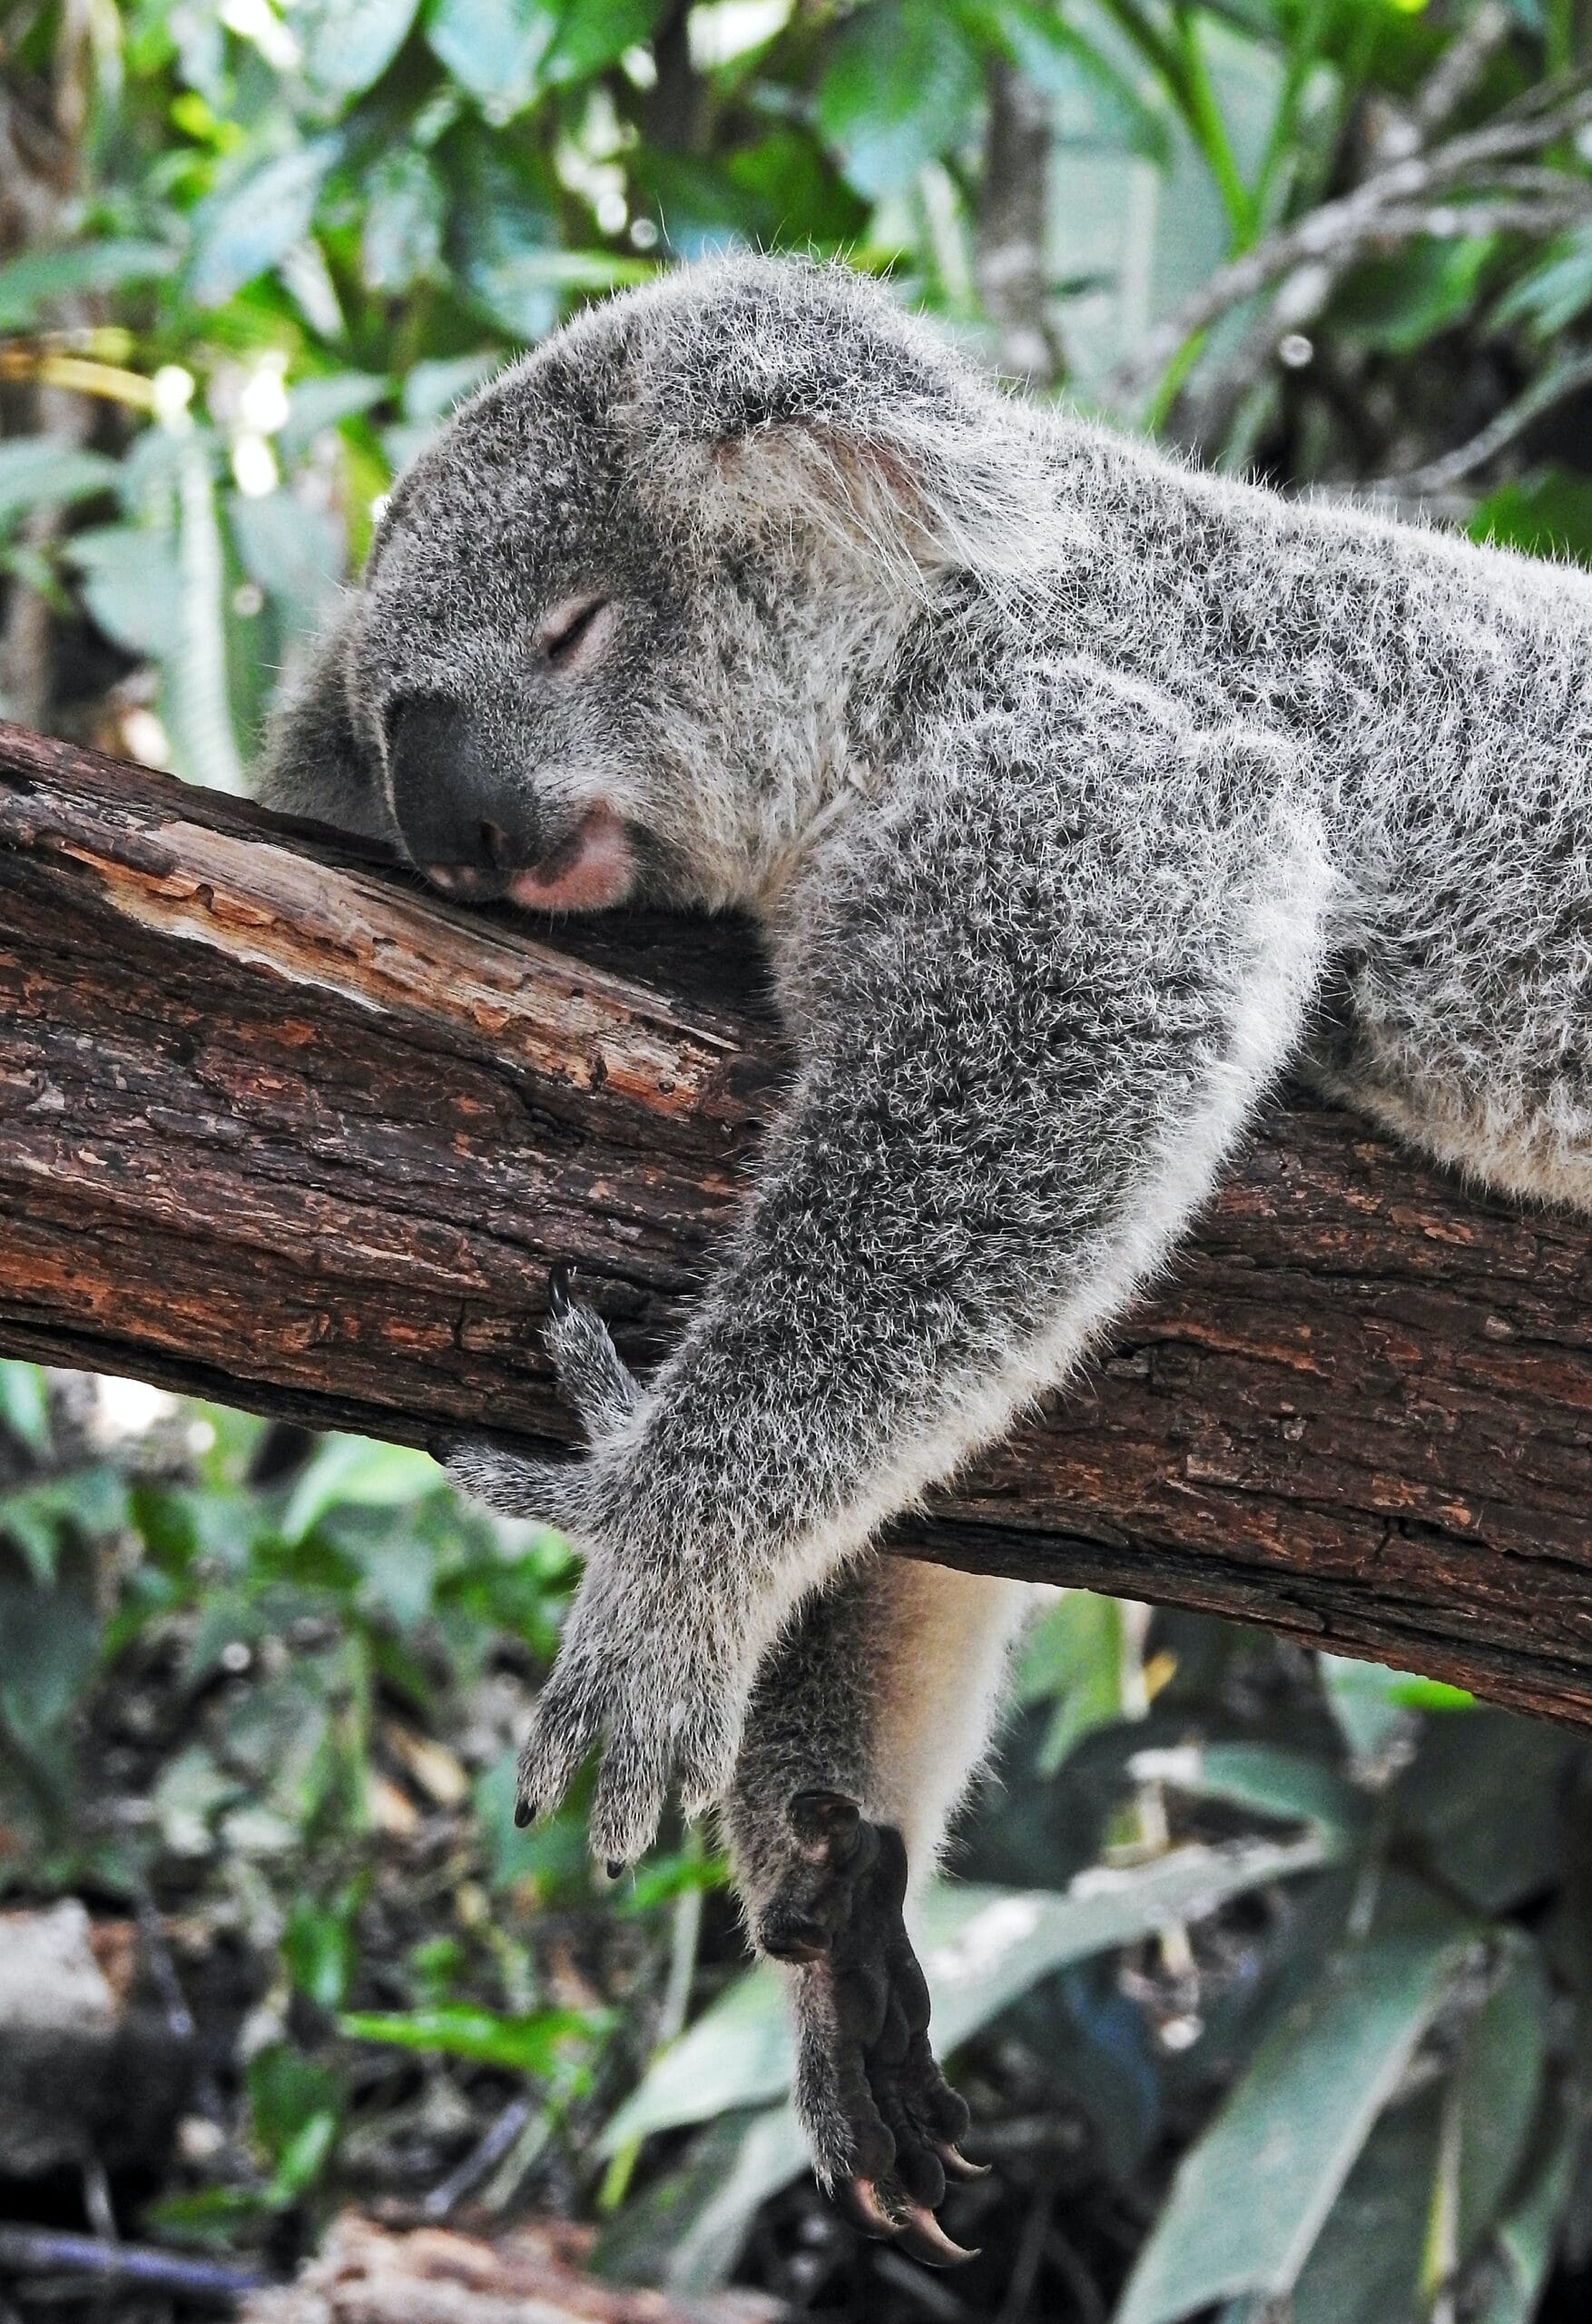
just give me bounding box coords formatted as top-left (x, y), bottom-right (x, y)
top-left (723, 1559), bottom-right (1031, 2265)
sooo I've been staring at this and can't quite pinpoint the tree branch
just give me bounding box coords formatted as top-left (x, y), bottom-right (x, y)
top-left (4, 722), bottom-right (1592, 1728)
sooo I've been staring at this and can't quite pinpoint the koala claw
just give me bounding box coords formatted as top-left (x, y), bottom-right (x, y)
top-left (514, 1590), bottom-right (742, 1863)
top-left (546, 1259), bottom-right (574, 1320)
top-left (774, 1795), bottom-right (978, 2268)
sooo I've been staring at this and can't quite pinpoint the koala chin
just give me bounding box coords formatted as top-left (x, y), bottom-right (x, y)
top-left (258, 253), bottom-right (1592, 2256)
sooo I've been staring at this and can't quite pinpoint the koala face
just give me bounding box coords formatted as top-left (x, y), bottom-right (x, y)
top-left (349, 327), bottom-right (705, 912)
top-left (264, 258), bottom-right (1018, 914)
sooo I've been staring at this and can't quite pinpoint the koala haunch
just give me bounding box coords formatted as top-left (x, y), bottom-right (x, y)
top-left (259, 254), bottom-right (1592, 2252)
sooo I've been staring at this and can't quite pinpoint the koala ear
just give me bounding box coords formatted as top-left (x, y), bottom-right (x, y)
top-left (254, 598), bottom-right (394, 842)
top-left (623, 259), bottom-right (1066, 586)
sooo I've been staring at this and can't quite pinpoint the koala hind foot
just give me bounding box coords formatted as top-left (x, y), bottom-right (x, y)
top-left (765, 1791), bottom-right (985, 2269)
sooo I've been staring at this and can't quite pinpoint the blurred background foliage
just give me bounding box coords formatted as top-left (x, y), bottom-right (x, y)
top-left (5, 0), bottom-right (1592, 2319)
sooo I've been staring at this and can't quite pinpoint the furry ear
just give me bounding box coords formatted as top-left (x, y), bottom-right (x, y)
top-left (254, 598), bottom-right (394, 842)
top-left (620, 258), bottom-right (1072, 589)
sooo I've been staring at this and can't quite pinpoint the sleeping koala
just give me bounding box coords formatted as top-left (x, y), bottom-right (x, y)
top-left (259, 254), bottom-right (1592, 2262)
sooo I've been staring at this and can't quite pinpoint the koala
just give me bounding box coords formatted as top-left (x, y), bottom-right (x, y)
top-left (259, 254), bottom-right (1592, 2262)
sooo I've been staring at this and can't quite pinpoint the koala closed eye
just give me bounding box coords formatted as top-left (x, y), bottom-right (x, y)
top-left (536, 593), bottom-right (613, 667)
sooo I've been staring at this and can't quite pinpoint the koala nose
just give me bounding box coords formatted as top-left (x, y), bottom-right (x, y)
top-left (387, 696), bottom-right (535, 897)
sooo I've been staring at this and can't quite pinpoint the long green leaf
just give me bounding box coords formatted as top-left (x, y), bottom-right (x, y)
top-left (0, 241), bottom-right (178, 331)
top-left (1115, 1879), bottom-right (1477, 2324)
top-left (602, 1836), bottom-right (1331, 2152)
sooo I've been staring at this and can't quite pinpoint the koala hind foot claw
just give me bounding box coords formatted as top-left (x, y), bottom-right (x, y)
top-left (771, 1792), bottom-right (980, 2269)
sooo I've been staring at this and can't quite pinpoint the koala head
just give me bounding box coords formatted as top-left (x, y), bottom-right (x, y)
top-left (258, 255), bottom-right (1042, 915)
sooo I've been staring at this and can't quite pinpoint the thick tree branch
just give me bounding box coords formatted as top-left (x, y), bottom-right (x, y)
top-left (3, 722), bottom-right (1591, 1728)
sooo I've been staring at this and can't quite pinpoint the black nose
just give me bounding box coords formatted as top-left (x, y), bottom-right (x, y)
top-left (388, 697), bottom-right (535, 894)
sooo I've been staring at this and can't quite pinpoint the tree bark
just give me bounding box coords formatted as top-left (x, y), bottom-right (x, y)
top-left (3, 720), bottom-right (1591, 1728)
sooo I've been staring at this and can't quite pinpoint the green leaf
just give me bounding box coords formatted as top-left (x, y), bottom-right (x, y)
top-left (1392, 1709), bottom-right (1573, 1913)
top-left (0, 240), bottom-right (179, 332)
top-left (227, 489), bottom-right (343, 639)
top-left (280, 1437), bottom-right (444, 1546)
top-left (169, 435), bottom-right (246, 792)
top-left (283, 1891), bottom-right (362, 2011)
top-left (0, 1571), bottom-right (102, 1751)
top-left (248, 2043), bottom-right (342, 2182)
top-left (983, 0), bottom-right (1169, 159)
top-left (1114, 1880), bottom-right (1477, 2324)
top-left (0, 1467), bottom-right (130, 1585)
top-left (361, 147), bottom-right (447, 294)
top-left (1456, 1938), bottom-right (1548, 2264)
top-left (1014, 1588), bottom-right (1127, 1772)
top-left (545, 0), bottom-right (668, 82)
top-left (402, 353), bottom-right (500, 423)
top-left (1337, 235), bottom-right (1495, 354)
top-left (270, 2108), bottom-right (339, 2199)
top-left (66, 523), bottom-right (184, 660)
top-left (0, 439), bottom-right (120, 536)
top-left (1470, 471), bottom-right (1592, 570)
top-left (188, 140), bottom-right (341, 308)
top-left (277, 372), bottom-right (391, 463)
top-left (1471, 2103), bottom-right (1577, 2324)
top-left (601, 1837), bottom-right (1331, 2152)
top-left (1495, 222), bottom-right (1592, 339)
top-left (444, 129), bottom-right (563, 339)
top-left (1287, 2083), bottom-right (1445, 2324)
top-left (476, 1748), bottom-right (592, 1893)
top-left (0, 1364), bottom-right (50, 1457)
top-left (816, 0), bottom-right (984, 199)
top-left (1131, 1741), bottom-right (1367, 1842)
top-left (339, 2000), bottom-right (609, 2073)
top-left (1320, 1651), bottom-right (1471, 1763)
top-left (295, 0), bottom-right (422, 98)
top-left (427, 0), bottom-right (559, 116)
top-left (594, 2105), bottom-right (811, 2298)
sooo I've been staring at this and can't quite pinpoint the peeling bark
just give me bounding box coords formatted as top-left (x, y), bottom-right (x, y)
top-left (3, 722), bottom-right (1591, 1728)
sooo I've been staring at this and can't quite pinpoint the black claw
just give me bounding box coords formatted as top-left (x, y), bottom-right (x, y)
top-left (935, 2140), bottom-right (991, 2183)
top-left (547, 1261), bottom-right (574, 1319)
top-left (834, 2177), bottom-right (896, 2240)
top-left (513, 1797), bottom-right (534, 1829)
top-left (604, 1858), bottom-right (624, 1880)
top-left (895, 2208), bottom-right (978, 2270)
top-left (427, 1433), bottom-right (464, 1464)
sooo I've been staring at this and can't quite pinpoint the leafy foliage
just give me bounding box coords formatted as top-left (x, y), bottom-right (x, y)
top-left (4, 0), bottom-right (1592, 2317)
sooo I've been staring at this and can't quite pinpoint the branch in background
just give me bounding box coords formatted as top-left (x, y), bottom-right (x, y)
top-left (1374, 345), bottom-right (1592, 497)
top-left (976, 56), bottom-right (1061, 388)
top-left (1110, 66), bottom-right (1592, 419)
top-left (0, 2228), bottom-right (264, 2299)
top-left (5, 723), bottom-right (1592, 1731)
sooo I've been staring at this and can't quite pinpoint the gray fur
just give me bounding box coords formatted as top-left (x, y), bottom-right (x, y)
top-left (258, 254), bottom-right (1592, 2201)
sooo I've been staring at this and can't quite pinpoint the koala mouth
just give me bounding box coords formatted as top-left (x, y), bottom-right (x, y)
top-left (506, 802), bottom-right (635, 912)
top-left (424, 802), bottom-right (634, 915)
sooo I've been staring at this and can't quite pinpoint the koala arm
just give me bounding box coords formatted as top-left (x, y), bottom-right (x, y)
top-left (453, 690), bottom-right (1333, 1867)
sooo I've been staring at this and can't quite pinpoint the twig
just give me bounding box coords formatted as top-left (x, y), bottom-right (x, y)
top-left (1109, 81), bottom-right (1592, 409)
top-left (0, 2229), bottom-right (265, 2299)
top-left (1375, 347), bottom-right (1592, 496)
top-left (421, 2094), bottom-right (535, 2221)
top-left (1410, 1), bottom-right (1513, 143)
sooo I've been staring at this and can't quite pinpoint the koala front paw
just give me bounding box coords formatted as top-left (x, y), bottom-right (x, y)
top-left (444, 1442), bottom-right (590, 1530)
top-left (770, 1794), bottom-right (984, 2268)
top-left (515, 1559), bottom-right (751, 1865)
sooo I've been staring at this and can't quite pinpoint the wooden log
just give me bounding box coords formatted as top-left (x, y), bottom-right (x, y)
top-left (3, 719), bottom-right (1590, 1728)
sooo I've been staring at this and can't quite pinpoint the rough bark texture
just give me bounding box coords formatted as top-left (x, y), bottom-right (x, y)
top-left (3, 721), bottom-right (1591, 1728)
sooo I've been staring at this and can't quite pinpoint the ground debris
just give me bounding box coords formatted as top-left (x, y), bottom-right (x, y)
top-left (241, 2214), bottom-right (782, 2324)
